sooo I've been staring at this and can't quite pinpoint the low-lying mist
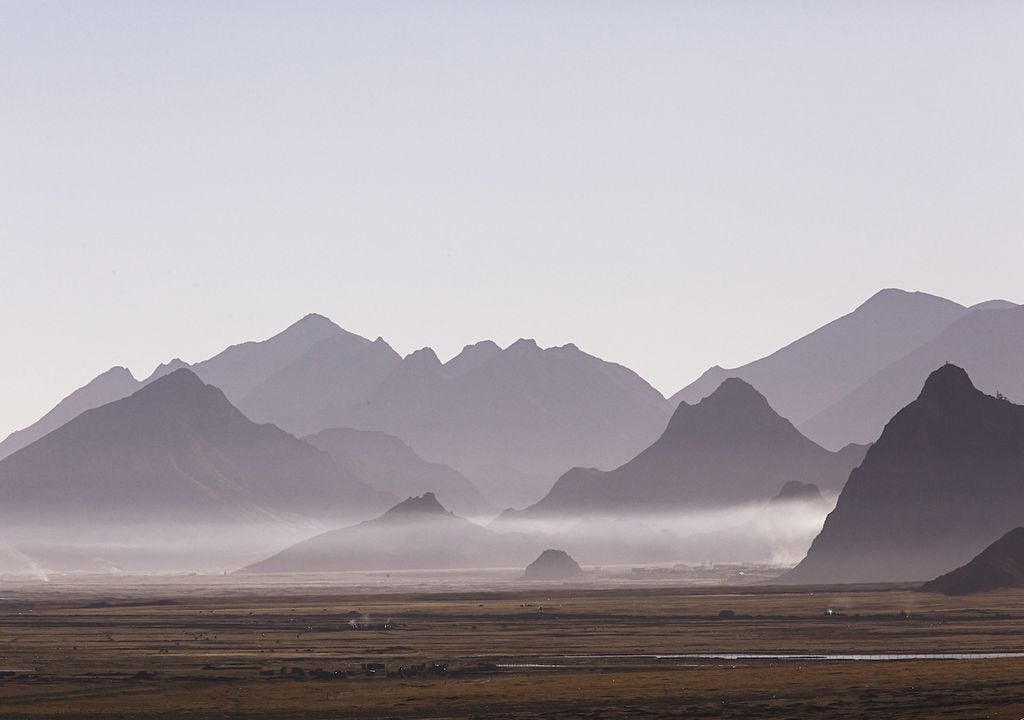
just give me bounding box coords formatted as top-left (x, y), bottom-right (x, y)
top-left (0, 495), bottom-right (836, 579)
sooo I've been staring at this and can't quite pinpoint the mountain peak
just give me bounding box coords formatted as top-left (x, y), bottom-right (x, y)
top-left (99, 366), bottom-right (137, 381)
top-left (506, 338), bottom-right (540, 352)
top-left (146, 357), bottom-right (190, 382)
top-left (704, 377), bottom-right (769, 406)
top-left (282, 313), bottom-right (344, 340)
top-left (404, 347), bottom-right (442, 366)
top-left (139, 367), bottom-right (208, 394)
top-left (382, 492), bottom-right (450, 517)
top-left (918, 363), bottom-right (977, 403)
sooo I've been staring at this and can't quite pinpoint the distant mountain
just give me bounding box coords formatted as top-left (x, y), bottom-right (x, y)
top-left (921, 527), bottom-right (1024, 595)
top-left (770, 480), bottom-right (828, 507)
top-left (672, 289), bottom-right (1004, 427)
top-left (522, 549), bottom-right (582, 581)
top-left (517, 377), bottom-right (866, 517)
top-left (304, 428), bottom-right (493, 517)
top-left (0, 369), bottom-right (389, 525)
top-left (786, 365), bottom-right (1024, 584)
top-left (800, 304), bottom-right (1024, 449)
top-left (189, 313), bottom-right (345, 403)
top-left (0, 366), bottom-right (140, 461)
top-left (238, 335), bottom-right (401, 436)
top-left (342, 339), bottom-right (674, 507)
top-left (0, 313), bottom-right (348, 462)
top-left (241, 493), bottom-right (535, 573)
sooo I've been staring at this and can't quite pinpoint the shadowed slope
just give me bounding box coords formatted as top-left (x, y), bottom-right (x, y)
top-left (787, 365), bottom-right (1024, 584)
top-left (0, 369), bottom-right (389, 525)
top-left (305, 428), bottom-right (493, 517)
top-left (671, 289), bottom-right (972, 425)
top-left (921, 527), bottom-right (1024, 595)
top-left (801, 304), bottom-right (1024, 449)
top-left (519, 378), bottom-right (865, 516)
top-left (0, 314), bottom-right (347, 462)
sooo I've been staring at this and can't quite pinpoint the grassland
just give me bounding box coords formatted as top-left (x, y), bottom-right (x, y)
top-left (1, 571), bottom-right (1023, 718)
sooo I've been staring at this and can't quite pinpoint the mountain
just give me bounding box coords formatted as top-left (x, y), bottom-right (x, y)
top-left (0, 366), bottom-right (140, 461)
top-left (0, 314), bottom-right (348, 462)
top-left (342, 339), bottom-right (674, 507)
top-left (189, 313), bottom-right (346, 403)
top-left (920, 527), bottom-right (1024, 595)
top-left (516, 377), bottom-right (866, 517)
top-left (770, 480), bottom-right (827, 506)
top-left (672, 289), bottom-right (996, 427)
top-left (0, 369), bottom-right (389, 525)
top-left (786, 365), bottom-right (1024, 584)
top-left (238, 335), bottom-right (402, 436)
top-left (240, 493), bottom-right (535, 573)
top-left (800, 304), bottom-right (1024, 449)
top-left (304, 428), bottom-right (493, 517)
top-left (522, 549), bottom-right (582, 581)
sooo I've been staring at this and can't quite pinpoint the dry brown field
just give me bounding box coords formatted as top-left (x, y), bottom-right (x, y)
top-left (1, 570), bottom-right (1023, 718)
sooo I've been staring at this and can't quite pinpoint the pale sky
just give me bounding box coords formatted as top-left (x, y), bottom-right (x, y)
top-left (2, 1), bottom-right (1023, 439)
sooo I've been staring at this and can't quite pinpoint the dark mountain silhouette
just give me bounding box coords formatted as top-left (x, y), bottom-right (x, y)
top-left (0, 369), bottom-right (389, 525)
top-left (517, 378), bottom-right (866, 517)
top-left (672, 290), bottom-right (1007, 427)
top-left (305, 428), bottom-right (493, 517)
top-left (920, 528), bottom-right (1024, 595)
top-left (0, 314), bottom-right (348, 462)
top-left (801, 304), bottom-right (1024, 449)
top-left (342, 339), bottom-right (673, 507)
top-left (522, 549), bottom-right (582, 581)
top-left (241, 493), bottom-right (536, 573)
top-left (787, 365), bottom-right (1024, 584)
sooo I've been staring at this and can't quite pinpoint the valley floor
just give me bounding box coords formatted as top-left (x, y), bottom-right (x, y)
top-left (1, 571), bottom-right (1023, 719)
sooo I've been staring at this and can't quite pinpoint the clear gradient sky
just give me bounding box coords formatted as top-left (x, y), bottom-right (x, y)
top-left (2, 1), bottom-right (1023, 438)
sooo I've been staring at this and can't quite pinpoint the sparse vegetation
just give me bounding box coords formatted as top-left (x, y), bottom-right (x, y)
top-left (1, 577), bottom-right (1024, 718)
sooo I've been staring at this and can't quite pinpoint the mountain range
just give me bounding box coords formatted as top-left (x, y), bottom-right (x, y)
top-left (0, 313), bottom-right (344, 461)
top-left (672, 290), bottom-right (1020, 449)
top-left (0, 369), bottom-right (389, 525)
top-left (1, 316), bottom-right (672, 508)
top-left (786, 364), bottom-right (1024, 584)
top-left (514, 377), bottom-right (866, 517)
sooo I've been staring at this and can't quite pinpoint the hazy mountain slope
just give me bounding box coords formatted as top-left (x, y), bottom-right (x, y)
top-left (240, 493), bottom-right (534, 573)
top-left (0, 314), bottom-right (348, 462)
top-left (238, 336), bottom-right (402, 436)
top-left (304, 428), bottom-right (493, 517)
top-left (0, 369), bottom-right (389, 525)
top-left (921, 527), bottom-right (1024, 595)
top-left (671, 289), bottom-right (972, 425)
top-left (0, 366), bottom-right (141, 462)
top-left (189, 313), bottom-right (347, 403)
top-left (443, 340), bottom-right (502, 377)
top-left (786, 365), bottom-right (1024, 584)
top-left (801, 305), bottom-right (1024, 449)
top-left (519, 377), bottom-right (865, 516)
top-left (344, 340), bottom-right (674, 507)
